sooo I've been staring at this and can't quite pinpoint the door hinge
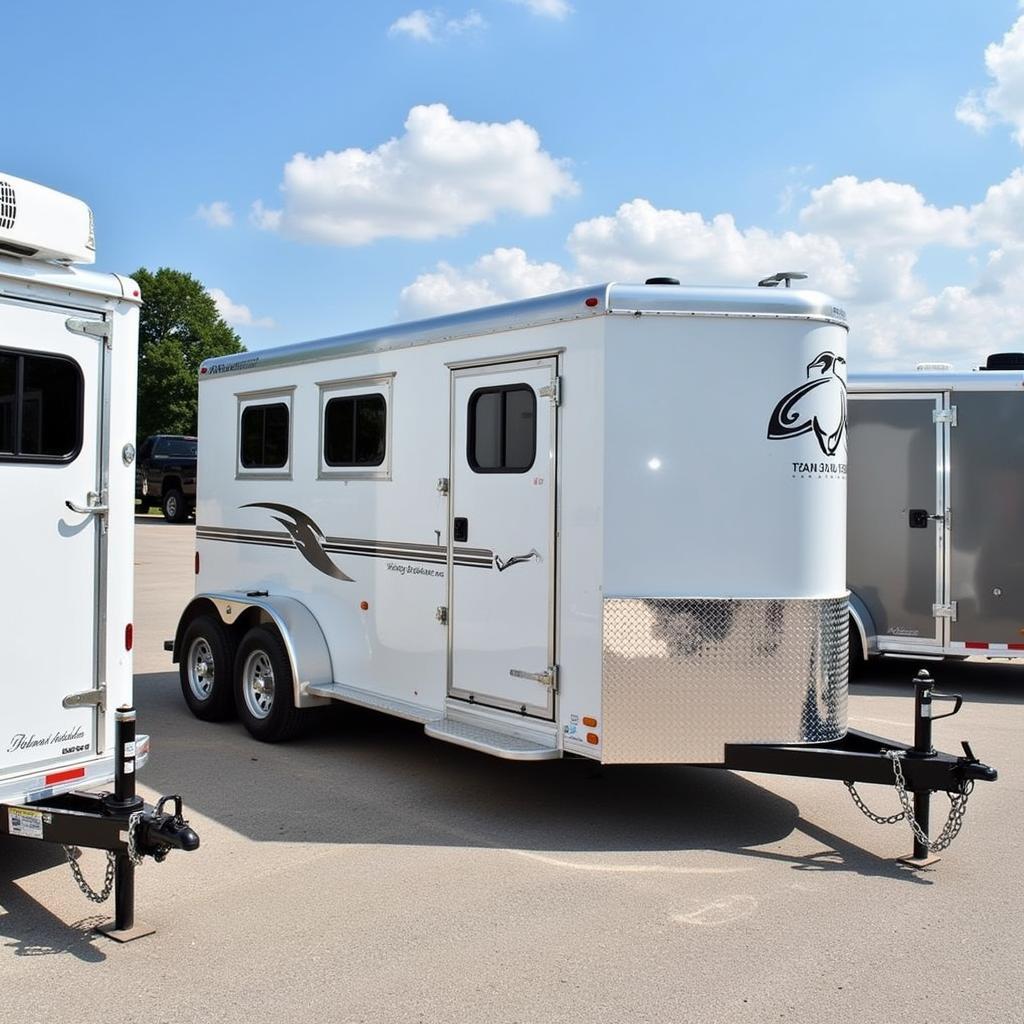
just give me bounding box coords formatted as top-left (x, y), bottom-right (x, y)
top-left (933, 406), bottom-right (957, 426)
top-left (63, 685), bottom-right (106, 712)
top-left (436, 477), bottom-right (449, 495)
top-left (509, 665), bottom-right (559, 692)
top-left (539, 377), bottom-right (561, 406)
top-left (436, 606), bottom-right (448, 625)
top-left (933, 602), bottom-right (958, 620)
top-left (66, 316), bottom-right (112, 348)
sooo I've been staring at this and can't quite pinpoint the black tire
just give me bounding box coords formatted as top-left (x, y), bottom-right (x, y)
top-left (234, 626), bottom-right (306, 742)
top-left (162, 487), bottom-right (187, 523)
top-left (179, 614), bottom-right (237, 721)
top-left (848, 618), bottom-right (865, 677)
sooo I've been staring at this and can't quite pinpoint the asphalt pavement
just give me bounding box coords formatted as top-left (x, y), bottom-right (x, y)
top-left (1, 521), bottom-right (1022, 1023)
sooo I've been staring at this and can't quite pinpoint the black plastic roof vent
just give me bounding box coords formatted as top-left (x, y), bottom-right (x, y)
top-left (982, 352), bottom-right (1024, 370)
top-left (645, 276), bottom-right (680, 285)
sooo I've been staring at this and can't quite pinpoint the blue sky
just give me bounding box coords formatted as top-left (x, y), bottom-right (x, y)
top-left (7, 1), bottom-right (1024, 368)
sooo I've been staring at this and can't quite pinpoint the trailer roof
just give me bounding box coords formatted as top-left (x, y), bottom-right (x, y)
top-left (200, 282), bottom-right (847, 379)
top-left (850, 371), bottom-right (1024, 393)
top-left (0, 253), bottom-right (139, 305)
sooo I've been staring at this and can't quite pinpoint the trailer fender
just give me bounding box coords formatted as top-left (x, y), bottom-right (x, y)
top-left (174, 593), bottom-right (332, 708)
top-left (848, 591), bottom-right (875, 660)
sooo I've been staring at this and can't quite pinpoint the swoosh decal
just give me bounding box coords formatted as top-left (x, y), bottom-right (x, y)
top-left (241, 502), bottom-right (355, 582)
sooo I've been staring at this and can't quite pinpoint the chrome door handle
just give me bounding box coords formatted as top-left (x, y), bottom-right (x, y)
top-left (65, 492), bottom-right (108, 515)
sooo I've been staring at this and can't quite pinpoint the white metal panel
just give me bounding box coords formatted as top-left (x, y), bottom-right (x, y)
top-left (602, 315), bottom-right (849, 599)
top-left (448, 360), bottom-right (556, 717)
top-left (0, 300), bottom-right (104, 777)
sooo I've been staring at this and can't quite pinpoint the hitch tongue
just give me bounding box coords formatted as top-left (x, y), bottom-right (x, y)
top-left (140, 794), bottom-right (200, 860)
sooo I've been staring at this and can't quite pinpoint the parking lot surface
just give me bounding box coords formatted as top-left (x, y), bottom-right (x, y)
top-left (2, 521), bottom-right (1023, 1023)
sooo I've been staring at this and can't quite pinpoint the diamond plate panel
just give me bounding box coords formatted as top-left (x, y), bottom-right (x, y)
top-left (601, 596), bottom-right (848, 764)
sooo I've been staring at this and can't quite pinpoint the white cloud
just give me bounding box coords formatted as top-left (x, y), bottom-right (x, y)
top-left (388, 8), bottom-right (485, 43)
top-left (799, 176), bottom-right (972, 249)
top-left (399, 246), bottom-right (580, 317)
top-left (195, 201), bottom-right (233, 228)
top-left (956, 14), bottom-right (1024, 143)
top-left (209, 288), bottom-right (275, 329)
top-left (254, 103), bottom-right (577, 245)
top-left (567, 198), bottom-right (857, 296)
top-left (508, 0), bottom-right (573, 19)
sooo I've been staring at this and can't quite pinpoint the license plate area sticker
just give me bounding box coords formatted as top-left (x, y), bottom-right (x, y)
top-left (8, 806), bottom-right (44, 840)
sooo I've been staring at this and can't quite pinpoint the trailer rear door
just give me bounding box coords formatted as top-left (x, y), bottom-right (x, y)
top-left (447, 357), bottom-right (557, 719)
top-left (848, 393), bottom-right (946, 648)
top-left (0, 298), bottom-right (107, 780)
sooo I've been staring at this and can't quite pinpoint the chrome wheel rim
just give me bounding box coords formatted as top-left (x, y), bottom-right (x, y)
top-left (187, 637), bottom-right (215, 700)
top-left (166, 494), bottom-right (178, 517)
top-left (242, 650), bottom-right (275, 719)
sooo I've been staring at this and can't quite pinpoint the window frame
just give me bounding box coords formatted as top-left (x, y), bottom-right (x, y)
top-left (235, 386), bottom-right (294, 480)
top-left (466, 382), bottom-right (537, 474)
top-left (0, 345), bottom-right (84, 465)
top-left (317, 372), bottom-right (394, 481)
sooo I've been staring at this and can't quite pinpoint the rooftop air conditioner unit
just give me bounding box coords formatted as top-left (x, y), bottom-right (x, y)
top-left (0, 172), bottom-right (95, 265)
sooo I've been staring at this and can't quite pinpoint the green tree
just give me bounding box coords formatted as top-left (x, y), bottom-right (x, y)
top-left (134, 267), bottom-right (245, 441)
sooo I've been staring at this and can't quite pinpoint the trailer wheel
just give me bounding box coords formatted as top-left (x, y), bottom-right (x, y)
top-left (849, 618), bottom-right (865, 676)
top-left (162, 487), bottom-right (187, 523)
top-left (234, 626), bottom-right (305, 742)
top-left (180, 615), bottom-right (237, 721)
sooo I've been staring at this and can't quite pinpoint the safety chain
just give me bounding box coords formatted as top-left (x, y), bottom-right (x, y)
top-left (845, 750), bottom-right (975, 853)
top-left (62, 810), bottom-right (146, 903)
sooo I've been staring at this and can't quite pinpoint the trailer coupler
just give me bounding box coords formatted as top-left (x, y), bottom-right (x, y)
top-left (1, 707), bottom-right (200, 941)
top-left (723, 670), bottom-right (997, 867)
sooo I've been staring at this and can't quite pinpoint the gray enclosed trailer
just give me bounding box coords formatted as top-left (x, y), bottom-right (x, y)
top-left (848, 357), bottom-right (1024, 662)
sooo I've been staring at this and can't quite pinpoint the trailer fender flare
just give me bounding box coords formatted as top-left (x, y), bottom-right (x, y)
top-left (174, 593), bottom-right (332, 709)
top-left (848, 591), bottom-right (874, 661)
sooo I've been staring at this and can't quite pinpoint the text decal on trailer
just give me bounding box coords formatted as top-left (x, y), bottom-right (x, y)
top-left (766, 351), bottom-right (848, 457)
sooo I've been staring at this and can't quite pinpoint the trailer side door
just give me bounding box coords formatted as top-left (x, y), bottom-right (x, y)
top-left (847, 392), bottom-right (946, 649)
top-left (447, 357), bottom-right (557, 719)
top-left (0, 298), bottom-right (107, 780)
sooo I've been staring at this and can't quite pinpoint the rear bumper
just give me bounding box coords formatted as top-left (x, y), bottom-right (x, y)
top-left (0, 734), bottom-right (150, 806)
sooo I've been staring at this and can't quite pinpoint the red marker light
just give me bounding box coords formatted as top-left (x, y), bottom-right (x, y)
top-left (132, 289), bottom-right (140, 297)
top-left (585, 297), bottom-right (599, 307)
top-left (125, 623), bottom-right (133, 651)
top-left (200, 366), bottom-right (208, 375)
top-left (194, 551), bottom-right (200, 575)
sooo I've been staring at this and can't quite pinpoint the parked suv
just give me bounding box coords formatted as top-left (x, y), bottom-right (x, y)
top-left (136, 434), bottom-right (198, 522)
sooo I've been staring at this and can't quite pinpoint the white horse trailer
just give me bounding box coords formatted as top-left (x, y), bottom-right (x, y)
top-left (172, 277), bottom-right (996, 861)
top-left (848, 358), bottom-right (1024, 664)
top-left (0, 173), bottom-right (198, 940)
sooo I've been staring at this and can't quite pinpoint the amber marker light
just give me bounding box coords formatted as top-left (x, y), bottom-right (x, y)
top-left (586, 733), bottom-right (600, 745)
top-left (360, 601), bottom-right (370, 611)
top-left (582, 716), bottom-right (598, 728)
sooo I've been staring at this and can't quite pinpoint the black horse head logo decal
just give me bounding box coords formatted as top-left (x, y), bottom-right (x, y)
top-left (242, 502), bottom-right (354, 582)
top-left (767, 351), bottom-right (847, 457)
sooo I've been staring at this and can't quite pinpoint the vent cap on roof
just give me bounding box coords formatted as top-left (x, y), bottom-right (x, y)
top-left (645, 276), bottom-right (680, 285)
top-left (916, 362), bottom-right (953, 371)
top-left (982, 352), bottom-right (1024, 371)
top-left (0, 172), bottom-right (95, 264)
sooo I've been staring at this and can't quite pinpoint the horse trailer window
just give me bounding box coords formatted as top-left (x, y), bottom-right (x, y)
top-left (467, 383), bottom-right (536, 473)
top-left (240, 402), bottom-right (289, 468)
top-left (0, 347), bottom-right (83, 463)
top-left (324, 393), bottom-right (386, 467)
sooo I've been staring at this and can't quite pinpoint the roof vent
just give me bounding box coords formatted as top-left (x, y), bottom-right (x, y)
top-left (758, 271), bottom-right (807, 288)
top-left (645, 276), bottom-right (680, 285)
top-left (0, 179), bottom-right (15, 230)
top-left (982, 352), bottom-right (1024, 371)
top-left (916, 362), bottom-right (952, 372)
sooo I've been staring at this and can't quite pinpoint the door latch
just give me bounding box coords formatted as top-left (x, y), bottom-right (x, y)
top-left (509, 665), bottom-right (559, 692)
top-left (63, 685), bottom-right (107, 711)
top-left (65, 491), bottom-right (109, 516)
top-left (932, 602), bottom-right (958, 620)
top-left (436, 606), bottom-right (448, 625)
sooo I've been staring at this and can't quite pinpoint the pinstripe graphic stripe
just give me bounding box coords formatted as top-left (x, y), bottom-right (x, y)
top-left (196, 526), bottom-right (493, 568)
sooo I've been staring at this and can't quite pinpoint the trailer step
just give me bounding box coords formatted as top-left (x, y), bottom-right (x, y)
top-left (424, 718), bottom-right (560, 760)
top-left (305, 682), bottom-right (441, 724)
